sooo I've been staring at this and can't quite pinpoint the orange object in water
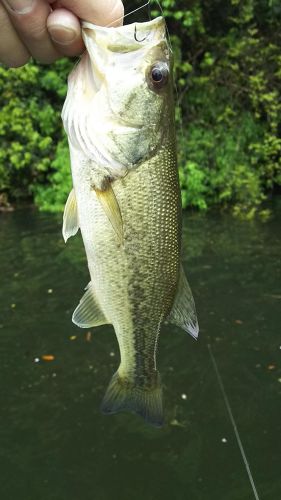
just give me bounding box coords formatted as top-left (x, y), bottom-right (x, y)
top-left (41, 355), bottom-right (55, 362)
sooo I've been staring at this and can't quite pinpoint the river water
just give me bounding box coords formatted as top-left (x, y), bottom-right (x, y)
top-left (0, 202), bottom-right (280, 500)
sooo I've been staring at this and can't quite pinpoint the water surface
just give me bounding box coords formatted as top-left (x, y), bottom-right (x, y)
top-left (0, 203), bottom-right (280, 500)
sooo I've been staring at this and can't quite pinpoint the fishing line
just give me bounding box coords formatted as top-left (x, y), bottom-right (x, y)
top-left (107, 1), bottom-right (152, 27)
top-left (106, 1), bottom-right (172, 51)
top-left (207, 344), bottom-right (260, 500)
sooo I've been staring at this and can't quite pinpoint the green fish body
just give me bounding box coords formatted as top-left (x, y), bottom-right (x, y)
top-left (62, 17), bottom-right (198, 426)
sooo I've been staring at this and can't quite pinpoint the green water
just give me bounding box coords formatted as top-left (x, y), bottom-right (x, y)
top-left (0, 203), bottom-right (280, 500)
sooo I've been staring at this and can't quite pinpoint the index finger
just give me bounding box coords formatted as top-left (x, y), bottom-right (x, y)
top-left (57, 0), bottom-right (124, 27)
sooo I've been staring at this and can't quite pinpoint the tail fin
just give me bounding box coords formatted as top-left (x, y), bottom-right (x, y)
top-left (101, 371), bottom-right (163, 427)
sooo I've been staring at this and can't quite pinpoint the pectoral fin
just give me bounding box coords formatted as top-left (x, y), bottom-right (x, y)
top-left (63, 188), bottom-right (79, 243)
top-left (94, 184), bottom-right (123, 244)
top-left (72, 282), bottom-right (109, 328)
top-left (167, 265), bottom-right (199, 339)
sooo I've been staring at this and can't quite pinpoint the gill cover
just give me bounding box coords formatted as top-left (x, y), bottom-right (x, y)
top-left (61, 17), bottom-right (172, 180)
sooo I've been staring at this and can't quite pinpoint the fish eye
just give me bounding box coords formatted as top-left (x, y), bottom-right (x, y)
top-left (148, 62), bottom-right (169, 90)
top-left (151, 67), bottom-right (164, 82)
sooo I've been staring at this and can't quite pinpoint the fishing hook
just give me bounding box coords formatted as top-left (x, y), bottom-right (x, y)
top-left (134, 25), bottom-right (147, 43)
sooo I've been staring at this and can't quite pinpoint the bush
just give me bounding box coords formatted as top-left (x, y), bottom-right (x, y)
top-left (0, 0), bottom-right (280, 217)
top-left (0, 59), bottom-right (72, 207)
top-left (156, 0), bottom-right (281, 216)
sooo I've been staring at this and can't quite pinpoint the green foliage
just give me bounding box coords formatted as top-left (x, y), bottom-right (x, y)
top-left (0, 58), bottom-right (72, 206)
top-left (151, 0), bottom-right (281, 216)
top-left (0, 0), bottom-right (280, 217)
top-left (34, 138), bottom-right (71, 212)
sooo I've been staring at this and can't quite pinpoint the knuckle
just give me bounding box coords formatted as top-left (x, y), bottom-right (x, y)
top-left (26, 23), bottom-right (47, 42)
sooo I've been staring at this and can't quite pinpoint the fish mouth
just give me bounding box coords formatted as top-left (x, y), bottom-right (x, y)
top-left (82, 16), bottom-right (167, 53)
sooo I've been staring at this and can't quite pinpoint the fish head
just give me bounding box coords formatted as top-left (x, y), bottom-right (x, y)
top-left (62, 17), bottom-right (174, 176)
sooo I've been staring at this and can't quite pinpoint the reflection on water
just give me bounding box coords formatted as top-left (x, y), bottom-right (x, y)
top-left (0, 202), bottom-right (280, 500)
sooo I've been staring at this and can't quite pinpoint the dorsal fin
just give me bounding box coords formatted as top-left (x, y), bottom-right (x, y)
top-left (167, 266), bottom-right (199, 339)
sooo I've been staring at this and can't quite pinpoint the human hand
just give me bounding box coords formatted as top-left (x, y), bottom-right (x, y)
top-left (0, 0), bottom-right (124, 67)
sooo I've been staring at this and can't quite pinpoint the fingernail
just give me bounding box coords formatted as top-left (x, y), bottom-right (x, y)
top-left (48, 26), bottom-right (77, 45)
top-left (3, 0), bottom-right (34, 14)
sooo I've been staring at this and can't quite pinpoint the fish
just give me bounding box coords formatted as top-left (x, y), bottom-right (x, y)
top-left (61, 16), bottom-right (198, 427)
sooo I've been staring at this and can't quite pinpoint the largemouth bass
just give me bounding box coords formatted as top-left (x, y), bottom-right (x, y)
top-left (62, 16), bottom-right (198, 427)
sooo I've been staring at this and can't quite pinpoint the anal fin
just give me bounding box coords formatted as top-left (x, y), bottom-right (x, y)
top-left (72, 282), bottom-right (109, 328)
top-left (63, 188), bottom-right (79, 243)
top-left (167, 265), bottom-right (199, 339)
